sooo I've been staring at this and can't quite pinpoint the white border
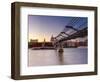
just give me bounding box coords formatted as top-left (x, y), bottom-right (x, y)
top-left (20, 7), bottom-right (95, 75)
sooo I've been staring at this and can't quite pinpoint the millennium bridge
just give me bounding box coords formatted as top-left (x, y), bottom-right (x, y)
top-left (51, 17), bottom-right (87, 52)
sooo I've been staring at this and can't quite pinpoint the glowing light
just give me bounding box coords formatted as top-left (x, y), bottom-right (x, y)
top-left (29, 33), bottom-right (50, 42)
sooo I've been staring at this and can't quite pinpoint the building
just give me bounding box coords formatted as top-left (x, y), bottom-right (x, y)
top-left (30, 39), bottom-right (38, 43)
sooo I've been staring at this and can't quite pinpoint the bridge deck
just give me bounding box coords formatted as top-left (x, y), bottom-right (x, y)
top-left (55, 27), bottom-right (87, 43)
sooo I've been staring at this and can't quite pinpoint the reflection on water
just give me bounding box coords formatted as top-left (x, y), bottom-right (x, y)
top-left (58, 52), bottom-right (64, 65)
top-left (28, 48), bottom-right (87, 66)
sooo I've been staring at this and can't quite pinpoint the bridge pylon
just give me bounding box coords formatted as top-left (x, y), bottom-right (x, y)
top-left (56, 42), bottom-right (64, 53)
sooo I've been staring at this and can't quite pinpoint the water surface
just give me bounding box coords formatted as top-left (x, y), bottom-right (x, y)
top-left (28, 48), bottom-right (87, 66)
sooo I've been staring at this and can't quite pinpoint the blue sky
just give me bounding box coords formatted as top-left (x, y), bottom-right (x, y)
top-left (28, 15), bottom-right (87, 42)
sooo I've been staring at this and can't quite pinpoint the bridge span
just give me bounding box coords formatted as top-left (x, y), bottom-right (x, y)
top-left (51, 17), bottom-right (88, 52)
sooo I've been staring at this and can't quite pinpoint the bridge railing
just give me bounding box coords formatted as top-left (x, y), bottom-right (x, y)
top-left (53, 26), bottom-right (87, 44)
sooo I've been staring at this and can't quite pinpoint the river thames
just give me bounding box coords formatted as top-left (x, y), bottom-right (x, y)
top-left (28, 48), bottom-right (87, 66)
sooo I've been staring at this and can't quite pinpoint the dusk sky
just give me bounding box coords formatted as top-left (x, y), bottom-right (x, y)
top-left (28, 15), bottom-right (87, 42)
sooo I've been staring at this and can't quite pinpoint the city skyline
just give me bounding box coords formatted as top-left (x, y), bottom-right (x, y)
top-left (28, 15), bottom-right (87, 42)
